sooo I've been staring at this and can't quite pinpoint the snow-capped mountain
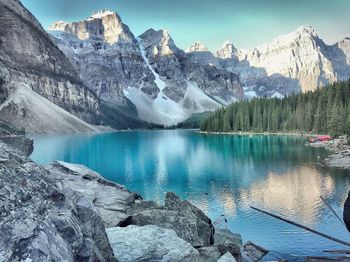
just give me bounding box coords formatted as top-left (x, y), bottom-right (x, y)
top-left (48, 12), bottom-right (244, 126)
top-left (216, 26), bottom-right (350, 97)
top-left (0, 0), bottom-right (103, 134)
top-left (187, 42), bottom-right (209, 52)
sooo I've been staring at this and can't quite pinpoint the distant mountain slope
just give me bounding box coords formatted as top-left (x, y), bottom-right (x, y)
top-left (48, 10), bottom-right (243, 126)
top-left (0, 85), bottom-right (101, 134)
top-left (215, 26), bottom-right (350, 97)
top-left (0, 0), bottom-right (105, 133)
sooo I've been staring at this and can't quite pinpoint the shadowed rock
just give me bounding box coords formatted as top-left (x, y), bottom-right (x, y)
top-left (0, 141), bottom-right (116, 261)
top-left (119, 192), bottom-right (215, 247)
top-left (46, 161), bottom-right (141, 227)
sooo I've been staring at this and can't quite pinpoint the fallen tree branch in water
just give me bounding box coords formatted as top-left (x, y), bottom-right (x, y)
top-left (250, 206), bottom-right (350, 248)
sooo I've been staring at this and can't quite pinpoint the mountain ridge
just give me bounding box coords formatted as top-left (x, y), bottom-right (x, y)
top-left (48, 11), bottom-right (244, 126)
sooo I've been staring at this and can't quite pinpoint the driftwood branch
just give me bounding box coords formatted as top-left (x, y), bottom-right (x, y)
top-left (320, 196), bottom-right (345, 226)
top-left (250, 206), bottom-right (350, 248)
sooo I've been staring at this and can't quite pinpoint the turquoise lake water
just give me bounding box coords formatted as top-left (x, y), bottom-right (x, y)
top-left (31, 130), bottom-right (350, 259)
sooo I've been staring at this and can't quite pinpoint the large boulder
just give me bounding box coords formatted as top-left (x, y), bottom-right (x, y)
top-left (120, 192), bottom-right (215, 247)
top-left (106, 225), bottom-right (201, 262)
top-left (47, 161), bottom-right (141, 227)
top-left (0, 141), bottom-right (116, 261)
top-left (120, 209), bottom-right (209, 247)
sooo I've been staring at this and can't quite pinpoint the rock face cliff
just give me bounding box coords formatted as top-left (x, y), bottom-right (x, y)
top-left (0, 141), bottom-right (116, 261)
top-left (215, 26), bottom-right (350, 97)
top-left (0, 0), bottom-right (104, 134)
top-left (49, 11), bottom-right (244, 126)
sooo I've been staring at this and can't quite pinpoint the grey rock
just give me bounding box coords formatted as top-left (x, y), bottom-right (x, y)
top-left (46, 161), bottom-right (141, 227)
top-left (197, 246), bottom-right (221, 262)
top-left (106, 225), bottom-right (201, 262)
top-left (218, 252), bottom-right (237, 262)
top-left (214, 229), bottom-right (242, 262)
top-left (121, 209), bottom-right (210, 247)
top-left (121, 192), bottom-right (215, 247)
top-left (242, 241), bottom-right (269, 262)
top-left (0, 136), bottom-right (33, 156)
top-left (0, 141), bottom-right (116, 261)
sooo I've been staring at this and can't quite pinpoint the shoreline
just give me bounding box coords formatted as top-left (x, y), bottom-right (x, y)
top-left (196, 130), bottom-right (317, 137)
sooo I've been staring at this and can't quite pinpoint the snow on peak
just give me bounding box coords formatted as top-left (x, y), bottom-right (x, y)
top-left (221, 40), bottom-right (234, 48)
top-left (89, 9), bottom-right (115, 19)
top-left (295, 25), bottom-right (316, 35)
top-left (48, 20), bottom-right (68, 31)
top-left (187, 41), bottom-right (209, 52)
top-left (216, 40), bottom-right (237, 59)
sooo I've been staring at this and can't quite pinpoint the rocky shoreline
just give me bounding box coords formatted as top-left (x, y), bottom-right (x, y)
top-left (306, 136), bottom-right (350, 169)
top-left (0, 137), bottom-right (268, 262)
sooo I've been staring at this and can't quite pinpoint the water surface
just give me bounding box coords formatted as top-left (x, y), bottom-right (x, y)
top-left (31, 130), bottom-right (350, 259)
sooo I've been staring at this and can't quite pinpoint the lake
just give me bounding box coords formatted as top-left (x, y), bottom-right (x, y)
top-left (30, 130), bottom-right (350, 260)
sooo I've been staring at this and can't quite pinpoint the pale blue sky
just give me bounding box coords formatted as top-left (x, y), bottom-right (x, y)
top-left (22, 0), bottom-right (350, 51)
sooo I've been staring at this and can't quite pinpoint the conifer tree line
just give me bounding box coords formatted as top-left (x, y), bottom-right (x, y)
top-left (200, 80), bottom-right (350, 135)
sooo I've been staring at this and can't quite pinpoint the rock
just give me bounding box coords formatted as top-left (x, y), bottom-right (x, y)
top-left (242, 241), bottom-right (269, 261)
top-left (106, 225), bottom-right (201, 262)
top-left (120, 209), bottom-right (210, 247)
top-left (0, 136), bottom-right (33, 156)
top-left (218, 252), bottom-right (237, 262)
top-left (120, 192), bottom-right (214, 247)
top-left (0, 141), bottom-right (115, 261)
top-left (197, 246), bottom-right (221, 262)
top-left (214, 229), bottom-right (242, 261)
top-left (46, 161), bottom-right (141, 227)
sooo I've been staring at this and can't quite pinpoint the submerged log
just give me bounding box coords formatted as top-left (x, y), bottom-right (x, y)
top-left (250, 206), bottom-right (350, 248)
top-left (320, 196), bottom-right (345, 225)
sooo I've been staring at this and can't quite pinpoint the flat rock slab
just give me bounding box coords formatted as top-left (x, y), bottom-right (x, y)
top-left (106, 225), bottom-right (200, 262)
top-left (47, 161), bottom-right (140, 227)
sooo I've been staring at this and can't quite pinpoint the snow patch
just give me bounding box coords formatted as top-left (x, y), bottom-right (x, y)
top-left (181, 81), bottom-right (221, 112)
top-left (89, 10), bottom-right (114, 20)
top-left (244, 91), bottom-right (258, 99)
top-left (271, 91), bottom-right (284, 99)
top-left (124, 81), bottom-right (221, 126)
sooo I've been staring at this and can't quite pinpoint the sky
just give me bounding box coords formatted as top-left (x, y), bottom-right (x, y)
top-left (22, 0), bottom-right (350, 51)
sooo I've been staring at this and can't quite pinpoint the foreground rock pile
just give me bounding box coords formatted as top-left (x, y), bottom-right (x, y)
top-left (0, 141), bottom-right (115, 261)
top-left (0, 139), bottom-right (268, 261)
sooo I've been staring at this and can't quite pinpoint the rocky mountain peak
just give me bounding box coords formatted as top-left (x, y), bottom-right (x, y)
top-left (187, 41), bottom-right (209, 53)
top-left (48, 20), bottom-right (69, 31)
top-left (295, 25), bottom-right (316, 35)
top-left (89, 9), bottom-right (115, 19)
top-left (49, 10), bottom-right (134, 45)
top-left (139, 29), bottom-right (180, 56)
top-left (216, 40), bottom-right (237, 59)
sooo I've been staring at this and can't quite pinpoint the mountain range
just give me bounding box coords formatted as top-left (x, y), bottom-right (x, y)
top-left (1, 2), bottom-right (349, 132)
